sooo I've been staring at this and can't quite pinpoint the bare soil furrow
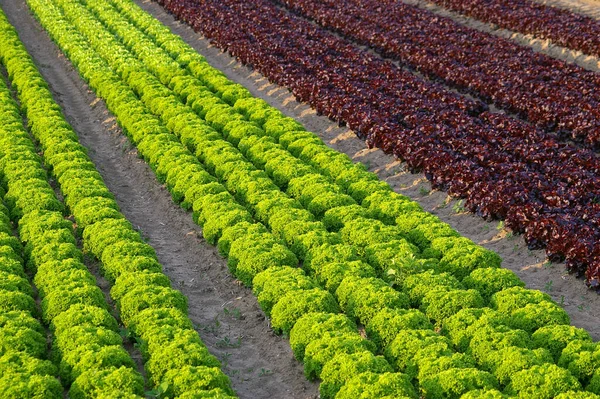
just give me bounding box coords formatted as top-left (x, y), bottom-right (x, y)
top-left (398, 0), bottom-right (600, 72)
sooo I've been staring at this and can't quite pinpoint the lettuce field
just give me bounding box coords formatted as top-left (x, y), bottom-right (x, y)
top-left (0, 0), bottom-right (599, 397)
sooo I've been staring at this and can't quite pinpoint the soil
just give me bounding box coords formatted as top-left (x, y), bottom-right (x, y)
top-left (532, 0), bottom-right (600, 20)
top-left (0, 0), bottom-right (318, 397)
top-left (131, 0), bottom-right (600, 340)
top-left (400, 0), bottom-right (600, 73)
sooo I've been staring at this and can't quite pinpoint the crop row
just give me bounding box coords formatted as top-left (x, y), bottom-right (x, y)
top-left (427, 0), bottom-right (600, 59)
top-left (28, 0), bottom-right (600, 397)
top-left (0, 83), bottom-right (63, 397)
top-left (275, 0), bottom-right (600, 146)
top-left (0, 8), bottom-right (236, 399)
top-left (154, 0), bottom-right (600, 286)
top-left (0, 10), bottom-right (142, 398)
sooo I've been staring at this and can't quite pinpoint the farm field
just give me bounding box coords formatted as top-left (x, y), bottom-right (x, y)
top-left (0, 0), bottom-right (599, 397)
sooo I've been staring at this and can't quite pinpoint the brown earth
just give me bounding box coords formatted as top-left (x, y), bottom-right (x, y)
top-left (132, 0), bottom-right (600, 341)
top-left (400, 0), bottom-right (600, 73)
top-left (0, 0), bottom-right (318, 397)
top-left (533, 0), bottom-right (600, 20)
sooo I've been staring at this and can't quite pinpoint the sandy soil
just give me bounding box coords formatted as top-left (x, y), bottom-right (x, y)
top-left (400, 0), bottom-right (600, 73)
top-left (532, 0), bottom-right (600, 20)
top-left (134, 0), bottom-right (600, 340)
top-left (0, 0), bottom-right (318, 397)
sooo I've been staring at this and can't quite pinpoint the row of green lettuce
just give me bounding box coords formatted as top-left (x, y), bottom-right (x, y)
top-left (0, 80), bottom-right (64, 397)
top-left (0, 33), bottom-right (143, 399)
top-left (26, 0), bottom-right (600, 397)
top-left (0, 7), bottom-right (236, 399)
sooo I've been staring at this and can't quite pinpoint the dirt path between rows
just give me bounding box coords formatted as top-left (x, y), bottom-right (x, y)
top-left (0, 1), bottom-right (318, 397)
top-left (400, 0), bottom-right (600, 73)
top-left (135, 0), bottom-right (600, 340)
top-left (533, 0), bottom-right (600, 20)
